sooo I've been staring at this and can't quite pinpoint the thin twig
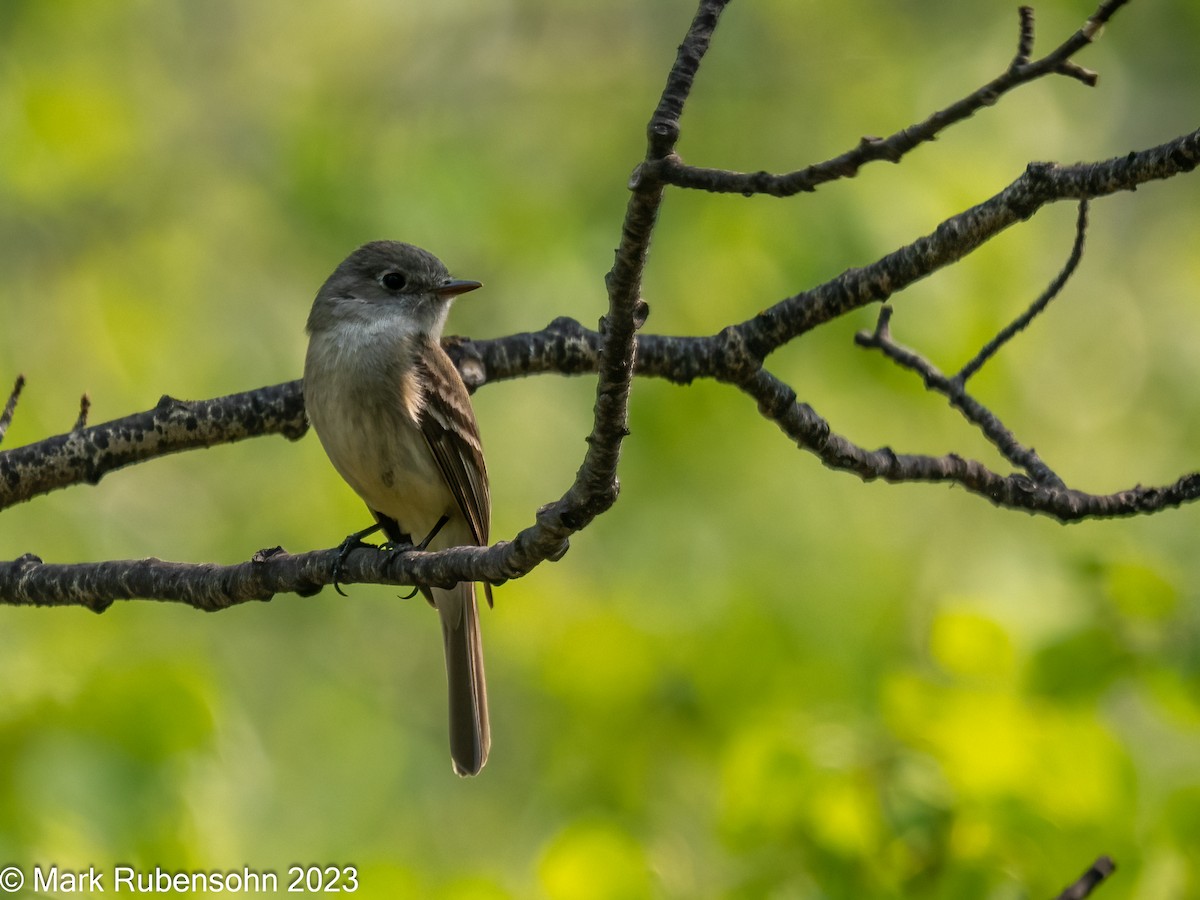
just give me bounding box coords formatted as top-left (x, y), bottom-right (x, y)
top-left (0, 374), bottom-right (24, 446)
top-left (855, 307), bottom-right (1064, 487)
top-left (849, 197), bottom-right (1091, 486)
top-left (733, 136), bottom-right (1199, 364)
top-left (1055, 855), bottom-right (1116, 900)
top-left (738, 365), bottom-right (1200, 521)
top-left (502, 0), bottom-right (732, 580)
top-left (650, 0), bottom-right (1131, 197)
top-left (1013, 6), bottom-right (1036, 66)
top-left (73, 393), bottom-right (92, 432)
top-left (958, 199), bottom-right (1090, 383)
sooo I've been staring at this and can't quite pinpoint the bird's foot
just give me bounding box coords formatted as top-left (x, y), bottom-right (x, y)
top-left (377, 515), bottom-right (449, 602)
top-left (331, 523), bottom-right (384, 596)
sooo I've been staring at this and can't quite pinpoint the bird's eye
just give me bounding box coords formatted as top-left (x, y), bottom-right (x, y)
top-left (380, 271), bottom-right (407, 291)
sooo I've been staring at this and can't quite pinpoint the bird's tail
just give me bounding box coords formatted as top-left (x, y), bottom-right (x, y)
top-left (435, 582), bottom-right (490, 776)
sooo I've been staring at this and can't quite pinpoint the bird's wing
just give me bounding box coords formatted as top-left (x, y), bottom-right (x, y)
top-left (416, 341), bottom-right (490, 548)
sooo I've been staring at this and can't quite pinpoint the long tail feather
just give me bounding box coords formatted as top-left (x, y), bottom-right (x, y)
top-left (436, 583), bottom-right (490, 776)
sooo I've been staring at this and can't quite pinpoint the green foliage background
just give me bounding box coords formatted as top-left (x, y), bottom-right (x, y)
top-left (2, 1), bottom-right (1199, 897)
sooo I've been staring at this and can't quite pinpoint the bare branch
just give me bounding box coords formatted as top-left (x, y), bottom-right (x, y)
top-left (1055, 855), bottom-right (1117, 900)
top-left (4, 123), bottom-right (1196, 518)
top-left (0, 1), bottom-right (736, 592)
top-left (73, 392), bottom-right (92, 433)
top-left (0, 5), bottom-right (1177, 896)
top-left (738, 365), bottom-right (1200, 522)
top-left (855, 306), bottom-right (1065, 488)
top-left (958, 199), bottom-right (1090, 383)
top-left (641, 0), bottom-right (730, 159)
top-left (444, 318), bottom-right (605, 390)
top-left (3, 0), bottom-right (1199, 614)
top-left (0, 374), bottom-right (24, 446)
top-left (851, 198), bottom-right (1092, 487)
top-left (0, 382), bottom-right (307, 511)
top-left (1, 133), bottom-right (1194, 523)
top-left (647, 0), bottom-right (1133, 197)
top-left (478, 132), bottom-right (1195, 392)
top-left (485, 0), bottom-right (731, 583)
top-left (1013, 6), bottom-right (1036, 67)
top-left (733, 135), bottom-right (1200, 363)
top-left (0, 527), bottom-right (563, 611)
top-left (0, 551), bottom-right (305, 613)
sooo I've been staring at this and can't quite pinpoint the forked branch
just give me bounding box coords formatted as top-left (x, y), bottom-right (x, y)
top-left (644, 2), bottom-right (1132, 197)
top-left (1, 0), bottom-right (1197, 633)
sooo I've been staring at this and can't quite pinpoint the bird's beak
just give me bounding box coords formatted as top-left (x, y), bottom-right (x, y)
top-left (436, 279), bottom-right (483, 297)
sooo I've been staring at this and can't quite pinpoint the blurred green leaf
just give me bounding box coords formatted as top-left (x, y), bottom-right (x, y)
top-left (1105, 561), bottom-right (1179, 621)
top-left (538, 820), bottom-right (654, 900)
top-left (1026, 627), bottom-right (1130, 701)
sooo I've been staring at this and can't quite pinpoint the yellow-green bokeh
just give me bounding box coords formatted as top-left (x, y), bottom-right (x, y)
top-left (2, 1), bottom-right (1199, 898)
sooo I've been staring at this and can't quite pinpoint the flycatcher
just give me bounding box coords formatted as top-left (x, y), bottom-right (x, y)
top-left (303, 240), bottom-right (491, 776)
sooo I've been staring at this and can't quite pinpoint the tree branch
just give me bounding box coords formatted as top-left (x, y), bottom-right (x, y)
top-left (1055, 855), bottom-right (1116, 900)
top-left (0, 0), bottom-right (734, 603)
top-left (730, 136), bottom-right (1200, 363)
top-left (0, 373), bottom-right (24, 446)
top-left (0, 528), bottom-right (571, 612)
top-left (643, 0), bottom-right (1131, 197)
top-left (0, 382), bottom-right (308, 511)
top-left (852, 200), bottom-right (1092, 487)
top-left (0, 4), bottom-right (1172, 891)
top-left (854, 305), bottom-right (1066, 488)
top-left (3, 0), bottom-right (1199, 611)
top-left (4, 130), bottom-right (1199, 520)
top-left (738, 364), bottom-right (1200, 521)
top-left (956, 199), bottom-right (1090, 383)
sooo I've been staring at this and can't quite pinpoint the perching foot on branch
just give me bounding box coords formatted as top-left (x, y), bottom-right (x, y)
top-left (331, 523), bottom-right (385, 597)
top-left (381, 514), bottom-right (451, 602)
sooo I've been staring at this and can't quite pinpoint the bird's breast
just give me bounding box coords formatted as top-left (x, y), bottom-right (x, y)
top-left (305, 328), bottom-right (454, 538)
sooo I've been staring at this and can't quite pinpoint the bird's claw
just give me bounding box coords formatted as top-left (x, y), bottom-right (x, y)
top-left (331, 524), bottom-right (385, 596)
top-left (379, 540), bottom-right (422, 601)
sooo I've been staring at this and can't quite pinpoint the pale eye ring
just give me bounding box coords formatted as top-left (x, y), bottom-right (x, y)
top-left (380, 271), bottom-right (407, 291)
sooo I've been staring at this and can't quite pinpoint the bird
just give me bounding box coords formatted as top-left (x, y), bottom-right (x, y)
top-left (303, 240), bottom-right (490, 776)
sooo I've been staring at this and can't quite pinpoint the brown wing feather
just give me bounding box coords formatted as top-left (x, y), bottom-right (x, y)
top-left (416, 341), bottom-right (490, 547)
